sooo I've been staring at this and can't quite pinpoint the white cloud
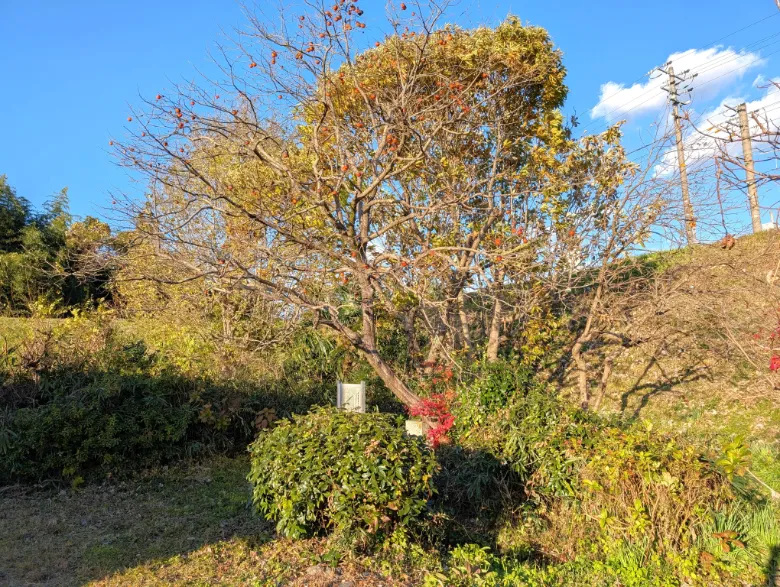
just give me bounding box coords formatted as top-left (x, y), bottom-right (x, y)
top-left (591, 47), bottom-right (765, 121)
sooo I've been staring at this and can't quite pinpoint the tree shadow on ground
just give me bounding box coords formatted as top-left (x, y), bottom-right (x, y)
top-left (619, 352), bottom-right (713, 419)
top-left (0, 457), bottom-right (271, 586)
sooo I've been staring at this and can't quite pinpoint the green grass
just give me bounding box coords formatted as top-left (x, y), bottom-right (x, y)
top-left (2, 454), bottom-right (777, 586)
top-left (0, 457), bottom-right (269, 586)
top-left (0, 316), bottom-right (39, 348)
top-left (0, 456), bottom-right (435, 586)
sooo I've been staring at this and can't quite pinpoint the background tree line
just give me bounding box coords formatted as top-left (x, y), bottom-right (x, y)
top-left (0, 174), bottom-right (113, 316)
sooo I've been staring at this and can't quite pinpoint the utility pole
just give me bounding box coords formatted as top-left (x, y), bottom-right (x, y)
top-left (737, 103), bottom-right (762, 233)
top-left (660, 64), bottom-right (698, 244)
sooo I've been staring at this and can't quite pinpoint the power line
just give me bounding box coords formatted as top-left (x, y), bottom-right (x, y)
top-left (691, 31), bottom-right (780, 77)
top-left (588, 12), bottom-right (780, 120)
top-left (704, 11), bottom-right (780, 47)
top-left (591, 45), bottom-right (780, 141)
top-left (582, 11), bottom-right (780, 136)
top-left (694, 46), bottom-right (780, 93)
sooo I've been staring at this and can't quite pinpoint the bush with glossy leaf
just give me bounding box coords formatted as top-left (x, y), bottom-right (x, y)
top-left (247, 407), bottom-right (437, 547)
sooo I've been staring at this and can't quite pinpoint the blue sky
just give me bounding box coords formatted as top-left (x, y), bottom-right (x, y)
top-left (1, 0), bottom-right (778, 226)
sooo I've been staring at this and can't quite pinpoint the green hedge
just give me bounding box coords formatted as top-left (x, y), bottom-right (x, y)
top-left (248, 407), bottom-right (438, 548)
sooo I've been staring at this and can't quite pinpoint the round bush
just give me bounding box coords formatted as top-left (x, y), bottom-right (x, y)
top-left (247, 407), bottom-right (437, 546)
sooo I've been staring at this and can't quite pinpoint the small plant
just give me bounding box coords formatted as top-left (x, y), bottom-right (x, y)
top-left (712, 530), bottom-right (745, 553)
top-left (247, 407), bottom-right (437, 548)
top-left (716, 438), bottom-right (752, 481)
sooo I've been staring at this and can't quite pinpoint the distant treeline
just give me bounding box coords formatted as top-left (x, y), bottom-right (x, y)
top-left (0, 174), bottom-right (113, 316)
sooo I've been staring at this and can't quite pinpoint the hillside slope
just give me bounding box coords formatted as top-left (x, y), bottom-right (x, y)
top-left (589, 230), bottom-right (779, 485)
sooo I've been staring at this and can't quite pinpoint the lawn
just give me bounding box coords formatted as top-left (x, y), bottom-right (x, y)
top-left (0, 457), bottom-right (429, 586)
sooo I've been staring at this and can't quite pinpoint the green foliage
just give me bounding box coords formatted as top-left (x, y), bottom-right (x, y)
top-left (0, 175), bottom-right (31, 253)
top-left (440, 368), bottom-right (777, 585)
top-left (423, 544), bottom-right (569, 587)
top-left (0, 314), bottom-right (334, 483)
top-left (247, 407), bottom-right (437, 547)
top-left (434, 445), bottom-right (513, 521)
top-left (575, 421), bottom-right (731, 551)
top-left (0, 177), bottom-right (112, 316)
top-left (716, 437), bottom-right (752, 481)
top-left (453, 359), bottom-right (545, 441)
top-left (1, 341), bottom-right (196, 483)
top-left (470, 360), bottom-right (536, 415)
top-left (454, 376), bottom-right (584, 500)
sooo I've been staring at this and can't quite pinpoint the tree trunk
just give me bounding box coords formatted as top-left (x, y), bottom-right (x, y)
top-left (571, 336), bottom-right (590, 409)
top-left (426, 335), bottom-right (443, 365)
top-left (572, 282), bottom-right (604, 410)
top-left (458, 291), bottom-right (472, 356)
top-left (362, 347), bottom-right (421, 407)
top-left (403, 308), bottom-right (420, 367)
top-left (486, 301), bottom-right (502, 362)
top-left (358, 274), bottom-right (421, 408)
top-left (486, 276), bottom-right (504, 362)
top-left (447, 299), bottom-right (463, 350)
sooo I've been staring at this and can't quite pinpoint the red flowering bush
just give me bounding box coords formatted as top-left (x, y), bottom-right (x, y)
top-left (753, 309), bottom-right (780, 374)
top-left (408, 393), bottom-right (454, 448)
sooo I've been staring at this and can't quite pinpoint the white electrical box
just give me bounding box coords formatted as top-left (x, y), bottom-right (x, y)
top-left (405, 419), bottom-right (426, 437)
top-left (336, 381), bottom-right (366, 413)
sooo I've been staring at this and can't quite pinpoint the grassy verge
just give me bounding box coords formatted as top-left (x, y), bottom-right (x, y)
top-left (0, 457), bottom-right (266, 586)
top-left (0, 457), bottom-right (434, 586)
top-left (2, 433), bottom-right (778, 585)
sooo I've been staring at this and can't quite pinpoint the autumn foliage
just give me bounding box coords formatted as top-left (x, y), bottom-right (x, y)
top-left (111, 1), bottom-right (634, 409)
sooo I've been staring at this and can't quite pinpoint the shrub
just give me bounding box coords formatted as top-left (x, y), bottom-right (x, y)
top-left (444, 375), bottom-right (769, 585)
top-left (434, 445), bottom-right (516, 522)
top-left (453, 359), bottom-right (538, 429)
top-left (247, 407), bottom-right (437, 547)
top-left (575, 422), bottom-right (731, 551)
top-left (409, 393), bottom-right (454, 447)
top-left (0, 332), bottom-right (203, 483)
top-left (453, 382), bottom-right (585, 501)
top-left (0, 314), bottom-right (334, 483)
